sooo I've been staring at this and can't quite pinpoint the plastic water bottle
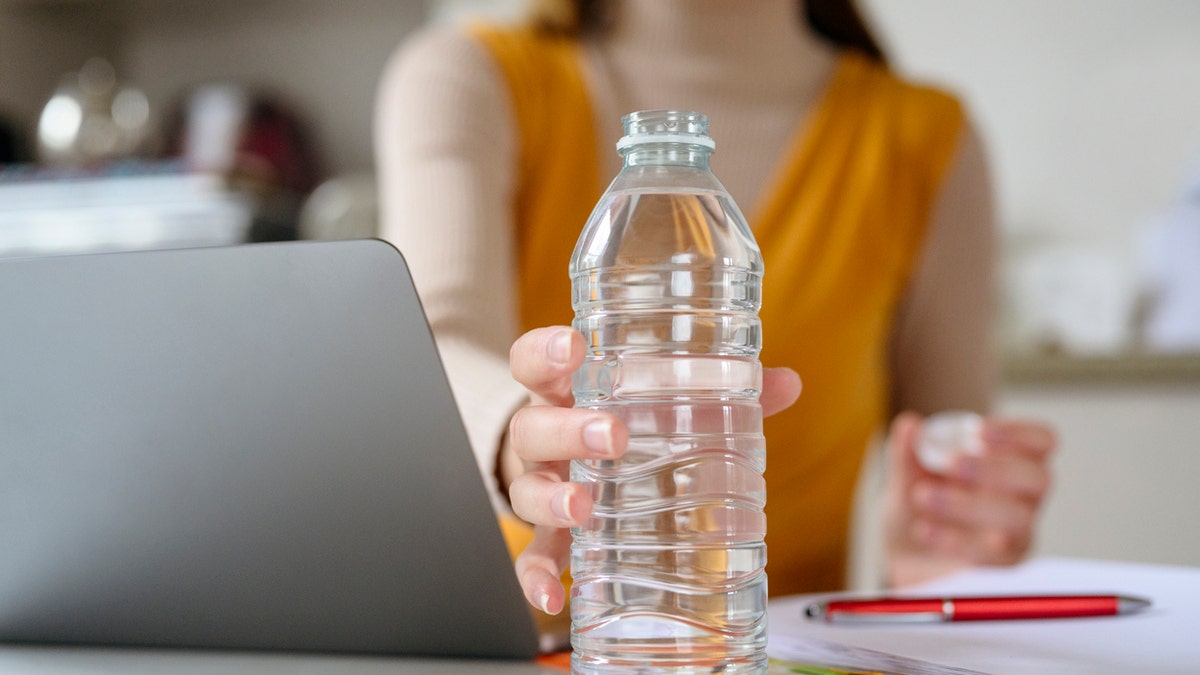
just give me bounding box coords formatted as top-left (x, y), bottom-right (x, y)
top-left (569, 110), bottom-right (767, 674)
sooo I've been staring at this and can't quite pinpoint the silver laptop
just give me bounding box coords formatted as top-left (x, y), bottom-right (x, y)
top-left (0, 239), bottom-right (545, 659)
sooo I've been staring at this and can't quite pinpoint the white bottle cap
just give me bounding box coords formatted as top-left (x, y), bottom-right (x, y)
top-left (916, 411), bottom-right (984, 475)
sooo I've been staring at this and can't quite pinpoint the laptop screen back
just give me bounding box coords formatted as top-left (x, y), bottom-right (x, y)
top-left (0, 240), bottom-right (538, 659)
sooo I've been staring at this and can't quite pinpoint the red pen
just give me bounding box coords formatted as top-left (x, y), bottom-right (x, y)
top-left (805, 594), bottom-right (1152, 624)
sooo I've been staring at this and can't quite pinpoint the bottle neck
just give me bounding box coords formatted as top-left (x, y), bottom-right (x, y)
top-left (620, 143), bottom-right (712, 169)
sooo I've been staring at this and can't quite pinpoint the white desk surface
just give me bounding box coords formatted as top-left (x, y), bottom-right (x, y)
top-left (3, 557), bottom-right (1196, 674)
top-left (771, 557), bottom-right (1200, 674)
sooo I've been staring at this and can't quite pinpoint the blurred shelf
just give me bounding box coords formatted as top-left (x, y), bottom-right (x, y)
top-left (0, 162), bottom-right (255, 258)
top-left (1003, 351), bottom-right (1200, 385)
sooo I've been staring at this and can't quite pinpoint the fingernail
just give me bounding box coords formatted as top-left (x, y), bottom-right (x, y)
top-left (953, 456), bottom-right (981, 484)
top-left (538, 592), bottom-right (552, 615)
top-left (925, 523), bottom-right (943, 547)
top-left (915, 519), bottom-right (939, 547)
top-left (582, 418), bottom-right (614, 456)
top-left (551, 486), bottom-right (572, 523)
top-left (914, 483), bottom-right (942, 511)
top-left (912, 482), bottom-right (930, 507)
top-left (982, 422), bottom-right (1007, 443)
top-left (549, 331), bottom-right (572, 366)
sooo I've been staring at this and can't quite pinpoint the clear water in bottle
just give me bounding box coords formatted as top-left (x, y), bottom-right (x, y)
top-left (569, 111), bottom-right (767, 674)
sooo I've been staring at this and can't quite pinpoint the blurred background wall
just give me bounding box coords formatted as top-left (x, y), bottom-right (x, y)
top-left (2, 0), bottom-right (1197, 570)
top-left (865, 0), bottom-right (1200, 356)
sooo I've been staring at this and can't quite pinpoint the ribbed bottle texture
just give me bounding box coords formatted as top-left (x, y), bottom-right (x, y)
top-left (569, 111), bottom-right (767, 674)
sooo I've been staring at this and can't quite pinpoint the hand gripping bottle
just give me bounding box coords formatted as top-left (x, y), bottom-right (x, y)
top-left (569, 110), bottom-right (767, 674)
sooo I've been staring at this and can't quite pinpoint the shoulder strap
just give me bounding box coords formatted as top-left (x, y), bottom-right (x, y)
top-left (467, 23), bottom-right (602, 331)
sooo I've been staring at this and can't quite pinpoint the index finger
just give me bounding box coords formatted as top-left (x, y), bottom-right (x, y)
top-left (510, 327), bottom-right (584, 407)
top-left (982, 419), bottom-right (1057, 457)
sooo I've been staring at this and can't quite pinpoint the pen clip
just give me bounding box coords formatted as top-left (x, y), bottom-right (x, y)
top-left (823, 610), bottom-right (945, 625)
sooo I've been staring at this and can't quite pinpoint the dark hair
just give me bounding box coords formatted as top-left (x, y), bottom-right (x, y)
top-left (804, 0), bottom-right (886, 63)
top-left (534, 0), bottom-right (887, 65)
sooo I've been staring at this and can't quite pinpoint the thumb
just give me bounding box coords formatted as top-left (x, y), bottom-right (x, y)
top-left (886, 411), bottom-right (925, 487)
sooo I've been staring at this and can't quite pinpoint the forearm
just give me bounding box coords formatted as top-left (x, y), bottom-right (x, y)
top-left (890, 120), bottom-right (997, 416)
top-left (375, 26), bottom-right (526, 505)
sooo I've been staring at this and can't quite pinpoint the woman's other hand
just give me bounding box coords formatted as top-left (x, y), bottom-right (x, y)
top-left (884, 412), bottom-right (1056, 587)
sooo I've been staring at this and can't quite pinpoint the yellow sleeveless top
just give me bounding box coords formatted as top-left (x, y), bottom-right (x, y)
top-left (473, 25), bottom-right (964, 595)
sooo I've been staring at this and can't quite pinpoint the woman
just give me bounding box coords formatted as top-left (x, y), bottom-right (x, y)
top-left (376, 0), bottom-right (1055, 614)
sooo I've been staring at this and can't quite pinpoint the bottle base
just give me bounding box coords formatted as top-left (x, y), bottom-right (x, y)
top-left (571, 653), bottom-right (768, 675)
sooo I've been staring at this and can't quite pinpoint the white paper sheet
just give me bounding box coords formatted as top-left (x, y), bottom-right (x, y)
top-left (768, 557), bottom-right (1200, 674)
